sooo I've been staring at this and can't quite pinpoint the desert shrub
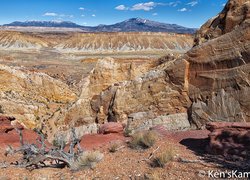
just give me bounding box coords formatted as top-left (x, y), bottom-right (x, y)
top-left (129, 131), bottom-right (158, 149)
top-left (109, 143), bottom-right (119, 153)
top-left (71, 151), bottom-right (104, 170)
top-left (151, 148), bottom-right (175, 168)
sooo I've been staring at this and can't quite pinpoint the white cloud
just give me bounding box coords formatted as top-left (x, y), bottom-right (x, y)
top-left (115, 2), bottom-right (166, 12)
top-left (187, 1), bottom-right (198, 7)
top-left (178, 8), bottom-right (187, 12)
top-left (92, 14), bottom-right (96, 17)
top-left (43, 12), bottom-right (73, 18)
top-left (167, 1), bottom-right (181, 7)
top-left (79, 7), bottom-right (85, 10)
top-left (152, 13), bottom-right (158, 16)
top-left (131, 2), bottom-right (162, 11)
top-left (43, 12), bottom-right (58, 17)
top-left (81, 15), bottom-right (85, 17)
top-left (115, 5), bottom-right (128, 11)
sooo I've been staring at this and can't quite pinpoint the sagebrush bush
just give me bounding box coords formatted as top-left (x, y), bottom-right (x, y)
top-left (71, 151), bottom-right (104, 170)
top-left (151, 148), bottom-right (175, 168)
top-left (129, 131), bottom-right (158, 149)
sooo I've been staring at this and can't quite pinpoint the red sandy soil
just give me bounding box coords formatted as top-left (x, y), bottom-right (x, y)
top-left (0, 128), bottom-right (230, 180)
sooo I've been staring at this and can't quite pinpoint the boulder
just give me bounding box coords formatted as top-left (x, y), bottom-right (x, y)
top-left (206, 122), bottom-right (250, 159)
top-left (99, 122), bottom-right (124, 134)
top-left (0, 116), bottom-right (23, 133)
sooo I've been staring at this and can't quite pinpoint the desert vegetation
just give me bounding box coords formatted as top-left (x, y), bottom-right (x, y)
top-left (129, 131), bottom-right (158, 149)
top-left (4, 128), bottom-right (104, 171)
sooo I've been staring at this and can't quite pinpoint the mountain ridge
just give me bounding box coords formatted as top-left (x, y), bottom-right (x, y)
top-left (3, 18), bottom-right (197, 34)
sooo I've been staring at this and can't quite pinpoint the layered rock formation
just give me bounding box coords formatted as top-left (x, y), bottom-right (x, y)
top-left (55, 32), bottom-right (193, 53)
top-left (187, 0), bottom-right (250, 127)
top-left (0, 31), bottom-right (49, 50)
top-left (0, 64), bottom-right (76, 129)
top-left (44, 57), bottom-right (160, 141)
top-left (0, 31), bottom-right (193, 53)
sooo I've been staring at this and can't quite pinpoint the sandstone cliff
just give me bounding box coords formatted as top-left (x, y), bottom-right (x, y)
top-left (44, 57), bottom-right (161, 141)
top-left (187, 0), bottom-right (250, 127)
top-left (0, 64), bottom-right (76, 129)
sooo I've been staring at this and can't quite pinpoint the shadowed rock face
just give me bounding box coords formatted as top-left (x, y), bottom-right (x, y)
top-left (206, 122), bottom-right (250, 159)
top-left (186, 0), bottom-right (250, 127)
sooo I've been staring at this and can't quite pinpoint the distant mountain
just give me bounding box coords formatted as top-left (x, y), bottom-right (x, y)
top-left (3, 18), bottom-right (197, 34)
top-left (88, 18), bottom-right (196, 34)
top-left (4, 21), bottom-right (82, 28)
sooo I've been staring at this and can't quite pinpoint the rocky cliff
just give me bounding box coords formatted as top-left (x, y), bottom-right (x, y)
top-left (0, 64), bottom-right (76, 129)
top-left (187, 0), bottom-right (250, 127)
top-left (51, 0), bottom-right (249, 137)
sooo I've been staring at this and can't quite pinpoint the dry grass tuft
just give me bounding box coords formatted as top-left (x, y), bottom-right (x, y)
top-left (109, 143), bottom-right (120, 153)
top-left (71, 151), bottom-right (104, 170)
top-left (151, 147), bottom-right (175, 168)
top-left (129, 131), bottom-right (158, 149)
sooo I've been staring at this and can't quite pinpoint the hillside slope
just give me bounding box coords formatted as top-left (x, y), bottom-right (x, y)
top-left (55, 32), bottom-right (193, 53)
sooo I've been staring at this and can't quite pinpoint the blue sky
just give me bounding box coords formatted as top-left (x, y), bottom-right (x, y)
top-left (0, 0), bottom-right (227, 28)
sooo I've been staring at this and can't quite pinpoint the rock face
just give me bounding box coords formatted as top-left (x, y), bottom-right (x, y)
top-left (186, 0), bottom-right (250, 127)
top-left (206, 122), bottom-right (250, 159)
top-left (194, 0), bottom-right (250, 46)
top-left (0, 64), bottom-right (76, 129)
top-left (44, 57), bottom-right (160, 141)
top-left (91, 59), bottom-right (192, 132)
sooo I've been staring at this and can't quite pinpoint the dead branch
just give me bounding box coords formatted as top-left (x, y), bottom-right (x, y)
top-left (2, 127), bottom-right (96, 171)
top-left (139, 146), bottom-right (160, 162)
